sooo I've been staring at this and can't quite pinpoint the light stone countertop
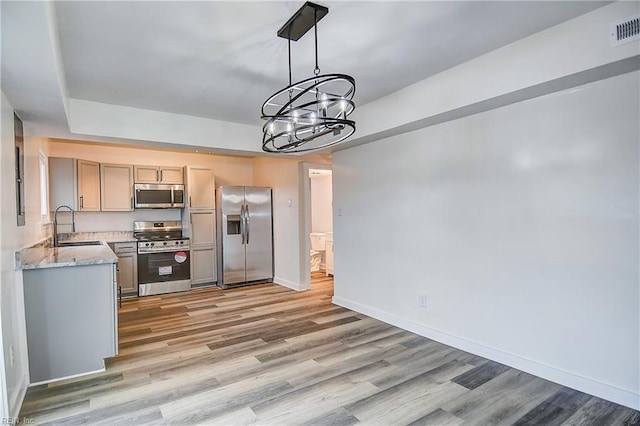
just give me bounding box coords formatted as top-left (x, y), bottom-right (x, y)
top-left (17, 243), bottom-right (118, 270)
top-left (16, 231), bottom-right (135, 270)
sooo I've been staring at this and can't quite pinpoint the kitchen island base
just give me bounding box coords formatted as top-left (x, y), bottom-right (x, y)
top-left (23, 263), bottom-right (118, 384)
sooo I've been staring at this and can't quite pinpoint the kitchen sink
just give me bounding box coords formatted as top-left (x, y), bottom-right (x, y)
top-left (57, 241), bottom-right (103, 247)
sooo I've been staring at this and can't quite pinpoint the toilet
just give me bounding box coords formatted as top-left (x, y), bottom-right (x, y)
top-left (310, 233), bottom-right (326, 272)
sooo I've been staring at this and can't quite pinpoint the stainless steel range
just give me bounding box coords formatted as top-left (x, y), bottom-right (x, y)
top-left (134, 221), bottom-right (190, 296)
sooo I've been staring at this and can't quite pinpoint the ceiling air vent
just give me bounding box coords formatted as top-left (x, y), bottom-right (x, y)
top-left (610, 15), bottom-right (639, 46)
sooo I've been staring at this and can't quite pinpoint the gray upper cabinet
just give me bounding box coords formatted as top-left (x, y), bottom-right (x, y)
top-left (77, 160), bottom-right (101, 211)
top-left (134, 165), bottom-right (184, 184)
top-left (50, 158), bottom-right (136, 213)
top-left (187, 166), bottom-right (215, 209)
top-left (49, 157), bottom-right (78, 211)
top-left (101, 164), bottom-right (134, 212)
top-left (49, 158), bottom-right (101, 212)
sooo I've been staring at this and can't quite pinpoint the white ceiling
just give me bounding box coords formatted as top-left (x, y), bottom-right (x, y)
top-left (1, 1), bottom-right (609, 152)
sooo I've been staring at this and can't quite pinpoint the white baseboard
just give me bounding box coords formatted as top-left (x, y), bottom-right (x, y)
top-left (9, 374), bottom-right (27, 418)
top-left (273, 277), bottom-right (307, 292)
top-left (332, 296), bottom-right (640, 411)
top-left (29, 367), bottom-right (106, 387)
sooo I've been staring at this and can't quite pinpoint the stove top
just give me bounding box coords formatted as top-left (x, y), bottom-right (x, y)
top-left (135, 234), bottom-right (182, 242)
top-left (133, 220), bottom-right (190, 253)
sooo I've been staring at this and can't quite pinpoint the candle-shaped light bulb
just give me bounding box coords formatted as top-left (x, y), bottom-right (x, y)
top-left (268, 122), bottom-right (275, 135)
top-left (292, 109), bottom-right (299, 124)
top-left (310, 111), bottom-right (317, 124)
top-left (287, 121), bottom-right (293, 143)
top-left (320, 93), bottom-right (328, 117)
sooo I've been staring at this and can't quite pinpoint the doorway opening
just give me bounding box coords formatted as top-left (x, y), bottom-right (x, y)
top-left (299, 162), bottom-right (333, 291)
top-left (309, 168), bottom-right (333, 285)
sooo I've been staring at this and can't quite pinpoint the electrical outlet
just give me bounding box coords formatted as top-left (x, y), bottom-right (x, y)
top-left (419, 293), bottom-right (428, 308)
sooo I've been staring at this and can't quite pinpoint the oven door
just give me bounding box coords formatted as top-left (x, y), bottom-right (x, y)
top-left (138, 250), bottom-right (191, 296)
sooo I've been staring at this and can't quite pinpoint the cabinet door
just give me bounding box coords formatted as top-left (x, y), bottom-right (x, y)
top-left (77, 160), bottom-right (101, 211)
top-left (134, 165), bottom-right (160, 183)
top-left (191, 247), bottom-right (216, 285)
top-left (116, 252), bottom-right (138, 294)
top-left (49, 157), bottom-right (77, 211)
top-left (159, 167), bottom-right (184, 184)
top-left (188, 167), bottom-right (215, 209)
top-left (325, 241), bottom-right (334, 276)
top-left (101, 164), bottom-right (133, 211)
top-left (191, 211), bottom-right (216, 248)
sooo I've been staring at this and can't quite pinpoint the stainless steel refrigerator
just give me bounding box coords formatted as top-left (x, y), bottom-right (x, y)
top-left (216, 186), bottom-right (273, 288)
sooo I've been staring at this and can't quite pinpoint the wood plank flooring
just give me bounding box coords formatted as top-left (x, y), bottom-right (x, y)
top-left (20, 272), bottom-right (639, 425)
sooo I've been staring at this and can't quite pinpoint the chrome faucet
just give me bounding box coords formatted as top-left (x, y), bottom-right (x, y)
top-left (53, 205), bottom-right (75, 247)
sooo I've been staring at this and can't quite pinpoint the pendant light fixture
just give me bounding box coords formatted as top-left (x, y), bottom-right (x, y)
top-left (261, 2), bottom-right (356, 153)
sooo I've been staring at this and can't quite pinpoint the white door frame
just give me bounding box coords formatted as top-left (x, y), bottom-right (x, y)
top-left (298, 161), bottom-right (332, 290)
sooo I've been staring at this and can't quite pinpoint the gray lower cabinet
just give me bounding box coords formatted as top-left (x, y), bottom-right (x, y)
top-left (189, 210), bottom-right (217, 285)
top-left (192, 246), bottom-right (217, 285)
top-left (112, 242), bottom-right (138, 295)
top-left (23, 263), bottom-right (118, 383)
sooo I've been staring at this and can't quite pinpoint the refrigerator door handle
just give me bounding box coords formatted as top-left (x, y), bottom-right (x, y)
top-left (240, 205), bottom-right (246, 245)
top-left (245, 205), bottom-right (250, 244)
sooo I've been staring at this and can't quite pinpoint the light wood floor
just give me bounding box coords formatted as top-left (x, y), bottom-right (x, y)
top-left (20, 271), bottom-right (639, 425)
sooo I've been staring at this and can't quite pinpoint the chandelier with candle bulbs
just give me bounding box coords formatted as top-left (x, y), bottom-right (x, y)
top-left (261, 2), bottom-right (356, 153)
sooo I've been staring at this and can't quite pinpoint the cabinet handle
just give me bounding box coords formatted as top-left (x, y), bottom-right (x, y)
top-left (80, 195), bottom-right (84, 209)
top-left (157, 169), bottom-right (160, 182)
top-left (159, 169), bottom-right (163, 182)
top-left (131, 196), bottom-right (134, 211)
top-left (189, 196), bottom-right (192, 207)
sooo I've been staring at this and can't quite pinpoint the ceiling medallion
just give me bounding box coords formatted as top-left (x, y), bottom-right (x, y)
top-left (261, 2), bottom-right (356, 153)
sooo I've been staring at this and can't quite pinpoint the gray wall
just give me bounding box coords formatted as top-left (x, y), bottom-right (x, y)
top-left (332, 72), bottom-right (639, 407)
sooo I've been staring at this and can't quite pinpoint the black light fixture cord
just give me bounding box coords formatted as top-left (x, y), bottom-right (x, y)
top-left (314, 9), bottom-right (320, 75)
top-left (288, 39), bottom-right (292, 86)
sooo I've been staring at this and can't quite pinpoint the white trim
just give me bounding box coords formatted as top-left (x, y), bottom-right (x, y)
top-left (273, 277), bottom-right (306, 292)
top-left (8, 374), bottom-right (27, 418)
top-left (0, 307), bottom-right (8, 419)
top-left (38, 150), bottom-right (50, 224)
top-left (299, 162), bottom-right (332, 290)
top-left (28, 367), bottom-right (106, 387)
top-left (332, 295), bottom-right (640, 411)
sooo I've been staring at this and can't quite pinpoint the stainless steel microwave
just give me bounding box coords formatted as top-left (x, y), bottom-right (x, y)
top-left (134, 184), bottom-right (185, 209)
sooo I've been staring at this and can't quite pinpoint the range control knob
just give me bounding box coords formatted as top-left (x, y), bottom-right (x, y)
top-left (180, 241), bottom-right (184, 245)
top-left (163, 241), bottom-right (167, 246)
top-left (150, 242), bottom-right (155, 246)
top-left (175, 241), bottom-right (179, 245)
top-left (145, 242), bottom-right (150, 247)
